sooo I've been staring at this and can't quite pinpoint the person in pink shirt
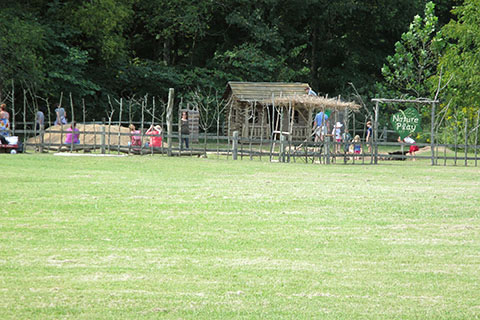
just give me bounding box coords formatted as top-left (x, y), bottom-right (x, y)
top-left (145, 124), bottom-right (163, 148)
top-left (129, 124), bottom-right (141, 146)
top-left (64, 122), bottom-right (80, 144)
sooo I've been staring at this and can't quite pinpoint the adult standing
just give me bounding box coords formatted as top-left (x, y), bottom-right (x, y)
top-left (313, 110), bottom-right (329, 142)
top-left (180, 111), bottom-right (190, 150)
top-left (366, 121), bottom-right (373, 153)
top-left (0, 103), bottom-right (10, 136)
top-left (54, 103), bottom-right (67, 125)
top-left (36, 108), bottom-right (45, 131)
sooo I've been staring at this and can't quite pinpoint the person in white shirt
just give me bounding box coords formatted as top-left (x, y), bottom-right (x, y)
top-left (332, 122), bottom-right (343, 153)
top-left (398, 135), bottom-right (419, 160)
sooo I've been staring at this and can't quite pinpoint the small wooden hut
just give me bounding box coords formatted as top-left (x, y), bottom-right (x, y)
top-left (223, 81), bottom-right (360, 140)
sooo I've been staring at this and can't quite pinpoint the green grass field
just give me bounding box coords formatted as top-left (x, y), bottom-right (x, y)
top-left (1, 154), bottom-right (479, 319)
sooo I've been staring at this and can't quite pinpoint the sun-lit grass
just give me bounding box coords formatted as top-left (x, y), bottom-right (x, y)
top-left (1, 154), bottom-right (479, 319)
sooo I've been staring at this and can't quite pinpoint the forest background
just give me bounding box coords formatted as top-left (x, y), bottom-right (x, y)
top-left (1, 0), bottom-right (479, 126)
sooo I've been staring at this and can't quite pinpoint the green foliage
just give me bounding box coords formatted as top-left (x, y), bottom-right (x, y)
top-left (47, 42), bottom-right (100, 97)
top-left (0, 10), bottom-right (47, 90)
top-left (69, 0), bottom-right (133, 64)
top-left (439, 0), bottom-right (480, 122)
top-left (115, 59), bottom-right (183, 97)
top-left (0, 0), bottom-right (457, 122)
top-left (379, 2), bottom-right (444, 99)
top-left (213, 43), bottom-right (289, 82)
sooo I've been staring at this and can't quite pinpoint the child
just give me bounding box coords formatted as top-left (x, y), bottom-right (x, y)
top-left (129, 124), bottom-right (141, 147)
top-left (332, 122), bottom-right (343, 153)
top-left (342, 128), bottom-right (352, 153)
top-left (366, 121), bottom-right (373, 153)
top-left (352, 135), bottom-right (362, 159)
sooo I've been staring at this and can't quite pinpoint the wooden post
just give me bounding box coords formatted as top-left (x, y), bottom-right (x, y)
top-left (240, 133), bottom-right (244, 160)
top-left (374, 101), bottom-right (379, 164)
top-left (140, 97), bottom-right (145, 154)
top-left (352, 112), bottom-right (356, 138)
top-left (243, 105), bottom-right (249, 138)
top-left (464, 118), bottom-right (468, 166)
top-left (288, 101), bottom-right (294, 163)
top-left (33, 99), bottom-right (38, 152)
top-left (39, 102), bottom-right (45, 153)
top-left (93, 121), bottom-right (97, 152)
top-left (431, 102), bottom-right (436, 166)
top-left (443, 127), bottom-right (447, 166)
top-left (82, 99), bottom-right (86, 152)
top-left (232, 130), bottom-right (238, 160)
top-left (101, 118), bottom-right (106, 154)
top-left (106, 95), bottom-right (115, 154)
top-left (151, 96), bottom-right (155, 155)
top-left (325, 135), bottom-right (330, 164)
top-left (280, 134), bottom-right (286, 162)
top-left (216, 100), bottom-right (220, 159)
top-left (46, 102), bottom-right (52, 152)
top-left (249, 102), bottom-right (255, 160)
top-left (475, 110), bottom-right (479, 167)
top-left (11, 80), bottom-right (15, 135)
top-left (259, 106), bottom-right (265, 161)
top-left (227, 99), bottom-right (233, 159)
top-left (307, 106), bottom-right (312, 140)
top-left (454, 121), bottom-right (458, 166)
top-left (69, 93), bottom-right (75, 152)
top-left (22, 90), bottom-right (27, 149)
top-left (118, 98), bottom-right (123, 154)
top-left (166, 88), bottom-right (174, 156)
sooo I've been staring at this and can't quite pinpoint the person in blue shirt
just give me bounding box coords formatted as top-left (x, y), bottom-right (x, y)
top-left (313, 110), bottom-right (329, 142)
top-left (305, 86), bottom-right (318, 96)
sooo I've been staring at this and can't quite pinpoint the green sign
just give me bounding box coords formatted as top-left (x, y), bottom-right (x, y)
top-left (391, 107), bottom-right (422, 139)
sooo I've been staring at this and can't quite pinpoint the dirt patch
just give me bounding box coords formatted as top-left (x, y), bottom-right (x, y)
top-left (416, 146), bottom-right (452, 154)
top-left (27, 124), bottom-right (135, 149)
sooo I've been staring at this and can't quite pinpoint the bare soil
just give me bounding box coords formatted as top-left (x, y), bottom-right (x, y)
top-left (27, 124), bottom-right (133, 149)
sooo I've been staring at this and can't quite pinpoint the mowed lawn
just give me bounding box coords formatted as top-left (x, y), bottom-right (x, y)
top-left (1, 155), bottom-right (479, 319)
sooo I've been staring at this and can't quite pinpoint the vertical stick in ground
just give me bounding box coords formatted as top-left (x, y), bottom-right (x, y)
top-left (475, 110), bottom-right (479, 167)
top-left (464, 118), bottom-right (468, 166)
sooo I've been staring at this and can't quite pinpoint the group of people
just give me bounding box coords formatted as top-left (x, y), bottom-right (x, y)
top-left (128, 124), bottom-right (163, 148)
top-left (34, 103), bottom-right (67, 131)
top-left (128, 111), bottom-right (191, 150)
top-left (312, 106), bottom-right (374, 156)
top-left (312, 108), bottom-right (419, 158)
top-left (59, 108), bottom-right (193, 150)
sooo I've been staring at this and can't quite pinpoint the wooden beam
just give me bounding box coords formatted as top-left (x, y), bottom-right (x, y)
top-left (372, 98), bottom-right (439, 104)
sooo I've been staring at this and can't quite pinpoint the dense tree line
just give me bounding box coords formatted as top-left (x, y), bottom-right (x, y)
top-left (0, 0), bottom-right (472, 123)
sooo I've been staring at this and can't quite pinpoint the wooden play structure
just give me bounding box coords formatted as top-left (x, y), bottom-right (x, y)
top-left (223, 82), bottom-right (360, 140)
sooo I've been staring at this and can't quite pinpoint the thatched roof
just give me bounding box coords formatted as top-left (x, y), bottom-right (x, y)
top-left (223, 81), bottom-right (360, 110)
top-left (223, 81), bottom-right (309, 102)
top-left (266, 95), bottom-right (361, 111)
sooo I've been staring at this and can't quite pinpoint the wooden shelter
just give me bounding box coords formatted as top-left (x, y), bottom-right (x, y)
top-left (223, 81), bottom-right (360, 140)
